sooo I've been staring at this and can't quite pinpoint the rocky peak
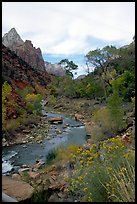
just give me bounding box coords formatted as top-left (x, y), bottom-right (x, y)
top-left (24, 40), bottom-right (33, 46)
top-left (2, 28), bottom-right (46, 72)
top-left (14, 40), bottom-right (45, 71)
top-left (45, 61), bottom-right (66, 77)
top-left (2, 28), bottom-right (24, 49)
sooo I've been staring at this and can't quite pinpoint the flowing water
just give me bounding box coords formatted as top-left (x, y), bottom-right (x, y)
top-left (2, 111), bottom-right (87, 175)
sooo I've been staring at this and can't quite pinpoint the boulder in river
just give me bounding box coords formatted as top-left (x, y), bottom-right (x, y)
top-left (56, 128), bottom-right (62, 134)
top-left (74, 113), bottom-right (84, 121)
top-left (18, 168), bottom-right (30, 175)
top-left (48, 117), bottom-right (63, 124)
top-left (22, 129), bottom-right (31, 133)
top-left (22, 164), bottom-right (29, 168)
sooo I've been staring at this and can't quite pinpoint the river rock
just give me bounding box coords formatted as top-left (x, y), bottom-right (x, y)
top-left (2, 175), bottom-right (34, 201)
top-left (47, 136), bottom-right (50, 140)
top-left (36, 135), bottom-right (43, 139)
top-left (29, 124), bottom-right (37, 128)
top-left (12, 173), bottom-right (21, 181)
top-left (2, 141), bottom-right (9, 147)
top-left (63, 123), bottom-right (69, 128)
top-left (48, 117), bottom-right (63, 124)
top-left (33, 160), bottom-right (45, 170)
top-left (2, 138), bottom-right (6, 143)
top-left (48, 193), bottom-right (60, 202)
top-left (22, 130), bottom-right (31, 133)
top-left (18, 168), bottom-right (30, 175)
top-left (28, 171), bottom-right (40, 180)
top-left (22, 164), bottom-right (29, 168)
top-left (56, 128), bottom-right (62, 134)
top-left (29, 136), bottom-right (35, 140)
top-left (74, 113), bottom-right (84, 121)
top-left (37, 140), bottom-right (42, 144)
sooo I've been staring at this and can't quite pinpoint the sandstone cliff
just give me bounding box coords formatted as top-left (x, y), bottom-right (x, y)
top-left (2, 28), bottom-right (45, 72)
top-left (2, 44), bottom-right (51, 90)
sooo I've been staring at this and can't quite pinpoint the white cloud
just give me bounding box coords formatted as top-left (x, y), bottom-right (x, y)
top-left (2, 2), bottom-right (135, 55)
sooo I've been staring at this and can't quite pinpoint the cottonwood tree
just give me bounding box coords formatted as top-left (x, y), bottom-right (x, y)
top-left (85, 46), bottom-right (118, 99)
top-left (59, 59), bottom-right (78, 78)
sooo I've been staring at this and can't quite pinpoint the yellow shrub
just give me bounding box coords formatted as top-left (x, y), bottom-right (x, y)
top-left (2, 82), bottom-right (12, 128)
top-left (25, 93), bottom-right (42, 114)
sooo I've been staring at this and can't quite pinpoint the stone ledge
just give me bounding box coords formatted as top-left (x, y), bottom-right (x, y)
top-left (2, 176), bottom-right (34, 201)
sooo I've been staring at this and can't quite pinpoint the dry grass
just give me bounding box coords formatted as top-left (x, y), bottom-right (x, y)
top-left (102, 159), bottom-right (135, 202)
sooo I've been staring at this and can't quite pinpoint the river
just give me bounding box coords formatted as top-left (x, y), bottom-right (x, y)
top-left (2, 111), bottom-right (87, 175)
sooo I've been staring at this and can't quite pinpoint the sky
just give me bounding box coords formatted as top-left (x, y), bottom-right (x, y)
top-left (2, 2), bottom-right (135, 77)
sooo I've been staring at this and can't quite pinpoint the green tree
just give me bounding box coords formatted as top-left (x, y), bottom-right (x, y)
top-left (85, 46), bottom-right (118, 99)
top-left (115, 41), bottom-right (135, 74)
top-left (85, 45), bottom-right (117, 74)
top-left (111, 70), bottom-right (135, 101)
top-left (59, 59), bottom-right (78, 77)
top-left (107, 91), bottom-right (125, 132)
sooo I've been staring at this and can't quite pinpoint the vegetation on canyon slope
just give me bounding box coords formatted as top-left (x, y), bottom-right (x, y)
top-left (2, 38), bottom-right (135, 202)
top-left (45, 39), bottom-right (135, 202)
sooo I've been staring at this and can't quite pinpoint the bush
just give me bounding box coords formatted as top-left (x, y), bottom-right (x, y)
top-left (46, 145), bottom-right (79, 166)
top-left (54, 144), bottom-right (80, 165)
top-left (47, 95), bottom-right (57, 107)
top-left (93, 107), bottom-right (112, 131)
top-left (91, 92), bottom-right (126, 143)
top-left (90, 124), bottom-right (109, 143)
top-left (16, 86), bottom-right (34, 99)
top-left (21, 171), bottom-right (30, 183)
top-left (5, 118), bottom-right (21, 131)
top-left (31, 189), bottom-right (51, 202)
top-left (92, 105), bottom-right (126, 143)
top-left (107, 91), bottom-right (125, 132)
top-left (46, 150), bottom-right (57, 164)
top-left (103, 159), bottom-right (135, 202)
top-left (25, 93), bottom-right (43, 115)
top-left (2, 81), bottom-right (12, 128)
top-left (35, 85), bottom-right (47, 98)
top-left (68, 136), bottom-right (135, 202)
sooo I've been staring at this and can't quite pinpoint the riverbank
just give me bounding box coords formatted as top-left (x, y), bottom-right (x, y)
top-left (3, 96), bottom-right (134, 147)
top-left (2, 116), bottom-right (51, 147)
top-left (47, 97), bottom-right (135, 142)
top-left (2, 97), bottom-right (135, 202)
top-left (2, 97), bottom-right (96, 147)
top-left (46, 97), bottom-right (103, 136)
top-left (2, 98), bottom-right (93, 202)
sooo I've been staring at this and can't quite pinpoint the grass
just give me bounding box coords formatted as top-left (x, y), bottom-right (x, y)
top-left (31, 188), bottom-right (51, 202)
top-left (46, 149), bottom-right (57, 165)
top-left (45, 144), bottom-right (81, 169)
top-left (21, 171), bottom-right (30, 183)
top-left (102, 159), bottom-right (135, 202)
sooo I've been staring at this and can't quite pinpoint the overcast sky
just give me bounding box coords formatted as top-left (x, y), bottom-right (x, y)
top-left (2, 2), bottom-right (135, 76)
